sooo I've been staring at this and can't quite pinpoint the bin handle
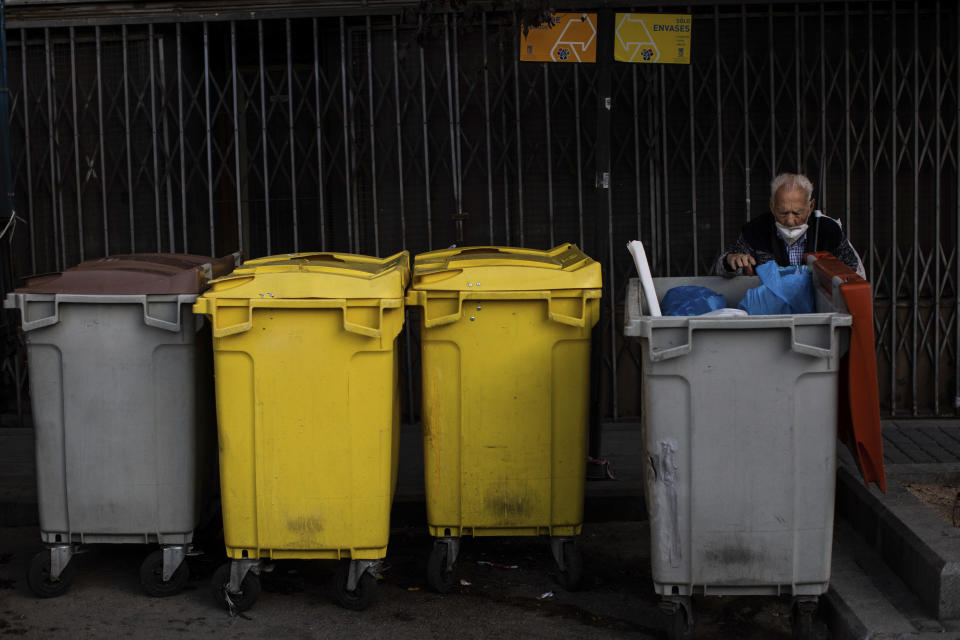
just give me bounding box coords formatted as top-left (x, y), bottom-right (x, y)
top-left (340, 300), bottom-right (384, 338)
top-left (646, 317), bottom-right (839, 362)
top-left (414, 291), bottom-right (597, 328)
top-left (789, 322), bottom-right (836, 359)
top-left (141, 296), bottom-right (185, 333)
top-left (647, 330), bottom-right (693, 361)
top-left (7, 294), bottom-right (188, 333)
top-left (546, 292), bottom-right (589, 328)
top-left (203, 298), bottom-right (391, 338)
top-left (421, 292), bottom-right (464, 328)
top-left (4, 295), bottom-right (60, 332)
top-left (203, 300), bottom-right (253, 338)
top-left (3, 295), bottom-right (55, 332)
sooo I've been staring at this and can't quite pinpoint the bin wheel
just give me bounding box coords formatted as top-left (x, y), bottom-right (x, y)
top-left (659, 600), bottom-right (692, 640)
top-left (332, 561), bottom-right (378, 611)
top-left (666, 609), bottom-right (691, 640)
top-left (791, 600), bottom-right (816, 640)
top-left (27, 550), bottom-right (76, 598)
top-left (426, 543), bottom-right (458, 594)
top-left (554, 541), bottom-right (583, 591)
top-left (139, 549), bottom-right (189, 597)
top-left (211, 562), bottom-right (260, 613)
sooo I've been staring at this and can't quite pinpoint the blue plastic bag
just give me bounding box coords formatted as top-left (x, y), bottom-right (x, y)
top-left (661, 286), bottom-right (728, 316)
top-left (738, 261), bottom-right (815, 315)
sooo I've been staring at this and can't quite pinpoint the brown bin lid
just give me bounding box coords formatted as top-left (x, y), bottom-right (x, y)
top-left (15, 253), bottom-right (239, 295)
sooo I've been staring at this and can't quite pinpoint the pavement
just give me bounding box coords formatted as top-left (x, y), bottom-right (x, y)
top-left (827, 420), bottom-right (960, 639)
top-left (0, 419), bottom-right (959, 638)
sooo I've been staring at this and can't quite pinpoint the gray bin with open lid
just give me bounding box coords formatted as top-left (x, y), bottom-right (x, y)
top-left (623, 268), bottom-right (853, 638)
top-left (5, 252), bottom-right (239, 598)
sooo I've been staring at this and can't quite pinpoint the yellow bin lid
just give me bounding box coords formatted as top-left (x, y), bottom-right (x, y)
top-left (411, 244), bottom-right (600, 291)
top-left (201, 251), bottom-right (409, 300)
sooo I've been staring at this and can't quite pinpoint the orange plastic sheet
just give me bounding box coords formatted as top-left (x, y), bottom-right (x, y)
top-left (808, 251), bottom-right (887, 492)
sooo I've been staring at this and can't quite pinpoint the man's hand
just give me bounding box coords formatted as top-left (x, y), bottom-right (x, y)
top-left (726, 252), bottom-right (757, 275)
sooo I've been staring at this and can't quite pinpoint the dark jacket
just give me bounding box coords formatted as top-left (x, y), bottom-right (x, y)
top-left (715, 211), bottom-right (865, 277)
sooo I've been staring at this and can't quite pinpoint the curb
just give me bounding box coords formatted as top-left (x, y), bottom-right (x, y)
top-left (837, 465), bottom-right (960, 620)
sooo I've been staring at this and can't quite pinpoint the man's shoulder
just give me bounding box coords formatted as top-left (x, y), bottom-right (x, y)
top-left (812, 211), bottom-right (845, 241)
top-left (813, 211), bottom-right (843, 230)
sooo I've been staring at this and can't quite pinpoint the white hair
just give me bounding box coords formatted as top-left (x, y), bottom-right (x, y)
top-left (770, 173), bottom-right (814, 201)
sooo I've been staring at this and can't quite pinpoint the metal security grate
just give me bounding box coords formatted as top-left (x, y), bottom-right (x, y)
top-left (4, 1), bottom-right (960, 423)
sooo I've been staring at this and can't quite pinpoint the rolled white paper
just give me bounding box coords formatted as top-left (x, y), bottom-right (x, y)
top-left (627, 240), bottom-right (661, 317)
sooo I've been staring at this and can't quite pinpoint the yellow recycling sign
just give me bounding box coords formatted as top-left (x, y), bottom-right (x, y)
top-left (520, 13), bottom-right (597, 63)
top-left (614, 13), bottom-right (691, 64)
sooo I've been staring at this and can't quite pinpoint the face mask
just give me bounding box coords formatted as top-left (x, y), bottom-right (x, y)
top-left (776, 222), bottom-right (808, 245)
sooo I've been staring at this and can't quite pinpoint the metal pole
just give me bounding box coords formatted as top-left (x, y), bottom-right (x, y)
top-left (844, 3), bottom-right (851, 232)
top-left (688, 16), bottom-right (699, 275)
top-left (545, 63), bottom-right (555, 247)
top-left (121, 25), bottom-right (134, 255)
top-left (890, 0), bottom-right (898, 414)
top-left (20, 31), bottom-right (36, 273)
top-left (418, 15), bottom-right (432, 250)
top-left (45, 28), bottom-right (64, 269)
top-left (159, 35), bottom-right (176, 253)
top-left (604, 12), bottom-right (617, 420)
top-left (231, 21), bottom-right (244, 254)
top-left (365, 16), bottom-right (379, 255)
top-left (176, 23), bottom-right (188, 253)
top-left (933, 0), bottom-right (941, 415)
top-left (444, 14), bottom-right (460, 242)
top-left (452, 13), bottom-right (464, 243)
top-left (0, 0), bottom-right (15, 401)
top-left (575, 68), bottom-right (584, 249)
top-left (0, 1), bottom-right (17, 407)
top-left (819, 5), bottom-right (827, 208)
top-left (911, 1), bottom-right (919, 415)
top-left (499, 24), bottom-right (510, 246)
top-left (0, 0), bottom-right (13, 284)
top-left (347, 24), bottom-right (360, 253)
top-left (340, 17), bottom-right (354, 252)
top-left (393, 16), bottom-right (407, 250)
top-left (592, 9), bottom-right (615, 448)
top-left (659, 66), bottom-right (669, 274)
top-left (482, 13), bottom-right (494, 245)
top-left (204, 22), bottom-right (215, 256)
top-left (741, 6), bottom-right (749, 233)
top-left (64, 27), bottom-right (84, 262)
top-left (95, 26), bottom-right (107, 256)
top-left (709, 6), bottom-right (725, 274)
top-left (513, 12), bottom-right (524, 246)
top-left (148, 24), bottom-right (161, 252)
top-left (259, 20), bottom-right (272, 254)
top-left (955, 0), bottom-right (960, 414)
top-left (868, 4), bottom-right (875, 287)
top-left (69, 27), bottom-right (84, 261)
top-left (287, 18), bottom-right (300, 252)
top-left (391, 14), bottom-right (413, 423)
top-left (768, 6), bottom-right (775, 176)
top-left (795, 5), bottom-right (801, 170)
top-left (314, 18), bottom-right (327, 251)
top-left (633, 66), bottom-right (641, 243)
top-left (648, 67), bottom-right (659, 265)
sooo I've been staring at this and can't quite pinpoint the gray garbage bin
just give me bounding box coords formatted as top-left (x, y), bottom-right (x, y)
top-left (623, 262), bottom-right (853, 639)
top-left (5, 253), bottom-right (238, 598)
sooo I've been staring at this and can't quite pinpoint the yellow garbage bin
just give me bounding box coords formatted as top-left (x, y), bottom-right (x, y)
top-left (406, 244), bottom-right (602, 592)
top-left (193, 251), bottom-right (408, 612)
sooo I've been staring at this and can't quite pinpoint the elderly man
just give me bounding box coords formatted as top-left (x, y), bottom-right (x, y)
top-left (716, 172), bottom-right (865, 278)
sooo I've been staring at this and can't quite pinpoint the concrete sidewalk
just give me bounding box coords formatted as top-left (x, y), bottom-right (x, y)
top-left (826, 419), bottom-right (960, 639)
